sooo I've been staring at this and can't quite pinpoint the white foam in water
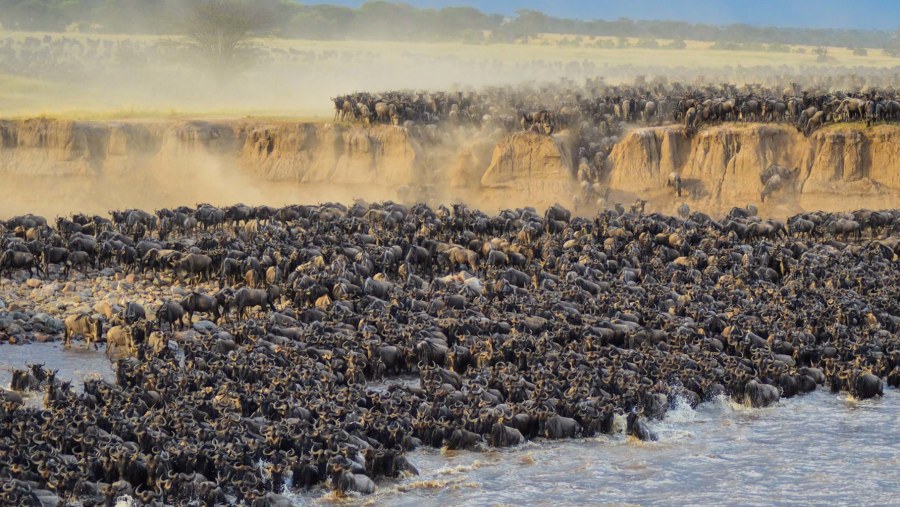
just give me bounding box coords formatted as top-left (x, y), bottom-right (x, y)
top-left (647, 396), bottom-right (699, 443)
top-left (664, 396), bottom-right (698, 424)
top-left (281, 471), bottom-right (294, 494)
top-left (256, 459), bottom-right (272, 481)
top-left (114, 496), bottom-right (135, 507)
top-left (707, 394), bottom-right (736, 413)
top-left (433, 460), bottom-right (485, 475)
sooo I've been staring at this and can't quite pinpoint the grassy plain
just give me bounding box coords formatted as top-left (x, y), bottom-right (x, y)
top-left (1, 30), bottom-right (897, 119)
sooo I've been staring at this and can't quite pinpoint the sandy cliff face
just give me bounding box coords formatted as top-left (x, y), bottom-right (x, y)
top-left (241, 123), bottom-right (421, 186)
top-left (1, 119), bottom-right (102, 175)
top-left (0, 118), bottom-right (484, 216)
top-left (0, 119), bottom-right (427, 185)
top-left (606, 124), bottom-right (900, 214)
top-left (608, 125), bottom-right (802, 198)
top-left (2, 118), bottom-right (900, 217)
top-left (481, 131), bottom-right (576, 194)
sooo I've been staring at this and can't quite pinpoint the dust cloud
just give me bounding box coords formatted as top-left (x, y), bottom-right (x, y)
top-left (4, 16), bottom-right (900, 218)
top-left (0, 151), bottom-right (399, 219)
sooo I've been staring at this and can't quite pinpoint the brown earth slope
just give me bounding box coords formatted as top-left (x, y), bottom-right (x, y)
top-left (606, 124), bottom-right (900, 216)
top-left (1, 118), bottom-right (898, 217)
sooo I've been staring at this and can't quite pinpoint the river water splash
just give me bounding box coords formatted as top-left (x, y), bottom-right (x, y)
top-left (299, 390), bottom-right (900, 507)
top-left (2, 344), bottom-right (897, 506)
top-left (0, 342), bottom-right (115, 397)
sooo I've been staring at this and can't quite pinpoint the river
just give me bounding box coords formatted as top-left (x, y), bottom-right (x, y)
top-left (3, 343), bottom-right (897, 506)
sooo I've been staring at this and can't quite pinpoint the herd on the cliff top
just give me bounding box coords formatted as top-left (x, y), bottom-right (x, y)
top-left (0, 200), bottom-right (897, 505)
top-left (334, 81), bottom-right (895, 137)
top-left (336, 82), bottom-right (876, 208)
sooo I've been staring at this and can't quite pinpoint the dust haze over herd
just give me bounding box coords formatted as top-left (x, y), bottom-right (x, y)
top-left (5, 2), bottom-right (900, 217)
top-left (4, 2), bottom-right (900, 507)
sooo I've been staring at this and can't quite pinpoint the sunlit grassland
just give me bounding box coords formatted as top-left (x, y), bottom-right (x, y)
top-left (2, 29), bottom-right (898, 120)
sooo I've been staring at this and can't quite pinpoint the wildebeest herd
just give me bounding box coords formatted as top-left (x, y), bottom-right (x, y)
top-left (334, 80), bottom-right (900, 137)
top-left (0, 34), bottom-right (377, 83)
top-left (1, 201), bottom-right (898, 505)
top-left (334, 81), bottom-right (896, 211)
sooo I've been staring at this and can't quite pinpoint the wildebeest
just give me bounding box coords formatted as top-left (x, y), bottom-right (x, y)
top-left (4, 188), bottom-right (900, 502)
top-left (40, 247), bottom-right (68, 274)
top-left (175, 253), bottom-right (213, 282)
top-left (234, 286), bottom-right (280, 319)
top-left (181, 292), bottom-right (221, 323)
top-left (743, 379), bottom-right (780, 408)
top-left (667, 172), bottom-right (683, 197)
top-left (156, 300), bottom-right (185, 330)
top-left (106, 325), bottom-right (135, 356)
top-left (123, 302), bottom-right (146, 325)
top-left (0, 249), bottom-right (38, 277)
top-left (64, 314), bottom-right (103, 349)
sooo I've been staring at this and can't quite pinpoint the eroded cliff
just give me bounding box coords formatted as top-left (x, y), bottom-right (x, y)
top-left (606, 124), bottom-right (900, 215)
top-left (1, 118), bottom-right (899, 217)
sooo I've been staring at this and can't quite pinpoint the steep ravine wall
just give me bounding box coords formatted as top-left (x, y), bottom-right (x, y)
top-left (1, 118), bottom-right (899, 217)
top-left (606, 124), bottom-right (900, 214)
top-left (0, 119), bottom-right (425, 184)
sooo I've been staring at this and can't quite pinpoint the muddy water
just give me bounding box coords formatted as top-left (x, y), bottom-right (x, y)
top-left (0, 342), bottom-right (115, 406)
top-left (3, 345), bottom-right (897, 506)
top-left (302, 390), bottom-right (900, 507)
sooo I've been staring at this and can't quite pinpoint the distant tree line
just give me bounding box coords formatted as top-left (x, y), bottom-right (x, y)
top-left (3, 0), bottom-right (900, 52)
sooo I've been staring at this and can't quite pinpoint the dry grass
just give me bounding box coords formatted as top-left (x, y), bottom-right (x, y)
top-left (527, 33), bottom-right (898, 67)
top-left (258, 34), bottom-right (898, 69)
top-left (1, 29), bottom-right (898, 120)
top-left (4, 107), bottom-right (327, 122)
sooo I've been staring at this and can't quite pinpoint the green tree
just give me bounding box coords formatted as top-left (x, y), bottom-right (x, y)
top-left (176, 0), bottom-right (280, 70)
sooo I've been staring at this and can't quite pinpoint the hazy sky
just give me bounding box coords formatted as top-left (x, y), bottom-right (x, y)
top-left (308, 1), bottom-right (899, 31)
